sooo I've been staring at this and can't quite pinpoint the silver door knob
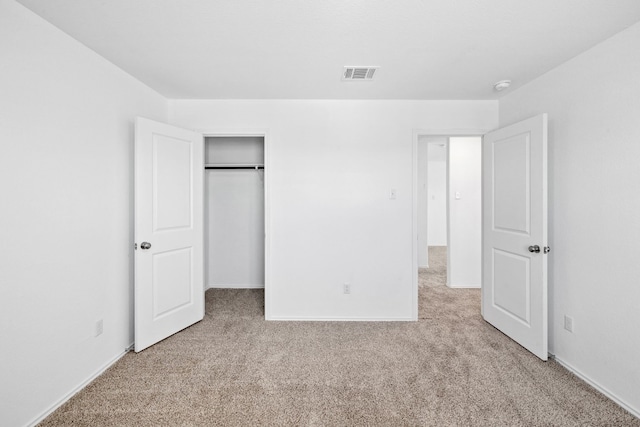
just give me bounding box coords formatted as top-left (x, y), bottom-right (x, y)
top-left (528, 245), bottom-right (540, 253)
top-left (140, 242), bottom-right (152, 250)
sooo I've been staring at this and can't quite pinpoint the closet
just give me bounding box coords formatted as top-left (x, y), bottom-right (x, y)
top-left (205, 136), bottom-right (265, 289)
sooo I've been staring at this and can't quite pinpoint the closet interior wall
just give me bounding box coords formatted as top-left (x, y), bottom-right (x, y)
top-left (205, 136), bottom-right (265, 289)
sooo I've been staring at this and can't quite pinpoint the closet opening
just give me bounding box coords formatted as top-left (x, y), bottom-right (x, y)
top-left (204, 135), bottom-right (266, 316)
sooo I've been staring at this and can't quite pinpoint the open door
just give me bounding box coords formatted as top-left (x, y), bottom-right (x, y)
top-left (482, 114), bottom-right (548, 360)
top-left (134, 117), bottom-right (204, 352)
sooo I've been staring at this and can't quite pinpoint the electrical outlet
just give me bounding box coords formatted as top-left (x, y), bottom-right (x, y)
top-left (343, 283), bottom-right (351, 294)
top-left (95, 319), bottom-right (103, 337)
top-left (564, 315), bottom-right (573, 333)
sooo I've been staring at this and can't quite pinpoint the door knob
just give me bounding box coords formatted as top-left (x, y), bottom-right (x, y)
top-left (140, 242), bottom-right (152, 250)
top-left (528, 245), bottom-right (540, 253)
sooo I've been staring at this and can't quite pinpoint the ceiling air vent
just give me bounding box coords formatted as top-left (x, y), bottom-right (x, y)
top-left (342, 66), bottom-right (379, 81)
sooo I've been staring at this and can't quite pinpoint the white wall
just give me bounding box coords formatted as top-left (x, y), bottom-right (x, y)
top-left (170, 100), bottom-right (497, 320)
top-left (447, 137), bottom-right (482, 288)
top-left (499, 21), bottom-right (640, 417)
top-left (206, 170), bottom-right (265, 288)
top-left (427, 144), bottom-right (448, 246)
top-left (0, 2), bottom-right (167, 426)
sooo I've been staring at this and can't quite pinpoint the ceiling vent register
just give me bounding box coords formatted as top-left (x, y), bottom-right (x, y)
top-left (342, 66), bottom-right (379, 81)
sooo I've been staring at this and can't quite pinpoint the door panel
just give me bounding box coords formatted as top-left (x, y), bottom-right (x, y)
top-left (492, 249), bottom-right (530, 324)
top-left (493, 133), bottom-right (530, 234)
top-left (483, 114), bottom-right (548, 360)
top-left (153, 134), bottom-right (193, 230)
top-left (152, 247), bottom-right (193, 318)
top-left (135, 117), bottom-right (204, 352)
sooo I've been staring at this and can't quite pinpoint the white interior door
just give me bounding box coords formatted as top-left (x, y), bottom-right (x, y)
top-left (134, 117), bottom-right (204, 352)
top-left (482, 114), bottom-right (548, 360)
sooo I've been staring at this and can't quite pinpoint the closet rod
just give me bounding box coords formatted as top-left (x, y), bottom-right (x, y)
top-left (205, 166), bottom-right (264, 170)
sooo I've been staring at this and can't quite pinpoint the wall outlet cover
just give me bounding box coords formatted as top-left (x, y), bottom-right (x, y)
top-left (564, 315), bottom-right (573, 333)
top-left (95, 319), bottom-right (104, 337)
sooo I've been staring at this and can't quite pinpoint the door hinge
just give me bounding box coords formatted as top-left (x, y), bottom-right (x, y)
top-left (544, 246), bottom-right (551, 254)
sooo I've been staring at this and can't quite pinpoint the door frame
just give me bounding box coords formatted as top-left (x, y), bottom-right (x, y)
top-left (201, 129), bottom-right (272, 320)
top-left (412, 128), bottom-right (490, 320)
top-left (416, 136), bottom-right (450, 271)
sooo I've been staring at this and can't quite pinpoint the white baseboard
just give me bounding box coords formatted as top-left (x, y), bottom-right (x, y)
top-left (267, 316), bottom-right (413, 321)
top-left (553, 355), bottom-right (640, 419)
top-left (27, 346), bottom-right (131, 427)
top-left (448, 284), bottom-right (481, 289)
top-left (207, 283), bottom-right (265, 289)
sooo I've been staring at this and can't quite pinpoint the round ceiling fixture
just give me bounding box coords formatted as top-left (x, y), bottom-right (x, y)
top-left (493, 80), bottom-right (512, 92)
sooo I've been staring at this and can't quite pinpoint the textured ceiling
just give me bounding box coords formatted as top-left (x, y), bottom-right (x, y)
top-left (15, 0), bottom-right (640, 99)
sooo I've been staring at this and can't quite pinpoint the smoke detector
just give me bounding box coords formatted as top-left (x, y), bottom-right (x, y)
top-left (342, 66), bottom-right (379, 81)
top-left (493, 80), bottom-right (511, 91)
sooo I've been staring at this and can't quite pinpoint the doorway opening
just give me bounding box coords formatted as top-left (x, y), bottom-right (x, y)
top-left (415, 134), bottom-right (482, 317)
top-left (204, 135), bottom-right (266, 316)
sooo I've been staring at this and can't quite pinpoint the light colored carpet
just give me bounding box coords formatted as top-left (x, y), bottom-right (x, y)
top-left (40, 283), bottom-right (638, 425)
top-left (417, 246), bottom-right (479, 322)
top-left (419, 246), bottom-right (447, 288)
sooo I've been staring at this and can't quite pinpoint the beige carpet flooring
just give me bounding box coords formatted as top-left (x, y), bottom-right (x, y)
top-left (40, 251), bottom-right (638, 426)
top-left (419, 246), bottom-right (447, 288)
